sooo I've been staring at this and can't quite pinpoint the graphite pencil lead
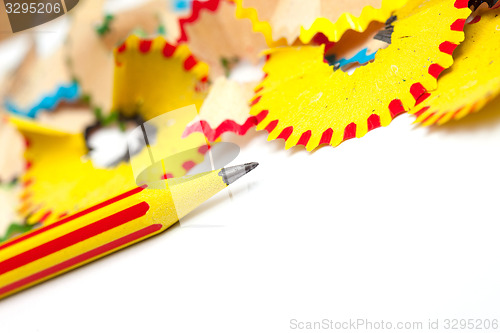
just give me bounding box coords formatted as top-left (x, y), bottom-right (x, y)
top-left (219, 162), bottom-right (259, 185)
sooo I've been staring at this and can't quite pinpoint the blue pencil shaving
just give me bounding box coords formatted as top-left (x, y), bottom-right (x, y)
top-left (172, 0), bottom-right (191, 11)
top-left (336, 48), bottom-right (377, 68)
top-left (5, 81), bottom-right (80, 119)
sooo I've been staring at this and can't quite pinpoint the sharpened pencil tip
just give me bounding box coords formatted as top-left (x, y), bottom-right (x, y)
top-left (245, 162), bottom-right (259, 172)
top-left (219, 162), bottom-right (259, 185)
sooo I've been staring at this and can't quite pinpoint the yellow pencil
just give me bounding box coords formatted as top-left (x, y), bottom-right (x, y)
top-left (0, 163), bottom-right (258, 300)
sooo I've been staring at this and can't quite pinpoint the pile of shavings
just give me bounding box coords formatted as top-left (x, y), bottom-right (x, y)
top-left (0, 0), bottom-right (499, 241)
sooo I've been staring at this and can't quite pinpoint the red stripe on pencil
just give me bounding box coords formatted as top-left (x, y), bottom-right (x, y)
top-left (0, 224), bottom-right (161, 298)
top-left (0, 202), bottom-right (150, 275)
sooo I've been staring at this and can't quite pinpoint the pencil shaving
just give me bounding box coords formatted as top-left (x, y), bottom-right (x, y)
top-left (112, 35), bottom-right (208, 121)
top-left (249, 0), bottom-right (471, 151)
top-left (0, 118), bottom-right (25, 184)
top-left (411, 8), bottom-right (500, 126)
top-left (67, 0), bottom-right (179, 113)
top-left (179, 0), bottom-right (267, 79)
top-left (183, 77), bottom-right (259, 141)
top-left (234, 0), bottom-right (409, 46)
top-left (5, 46), bottom-right (77, 118)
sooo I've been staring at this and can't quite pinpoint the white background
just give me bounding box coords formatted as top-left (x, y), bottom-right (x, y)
top-left (1, 2), bottom-right (500, 332)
